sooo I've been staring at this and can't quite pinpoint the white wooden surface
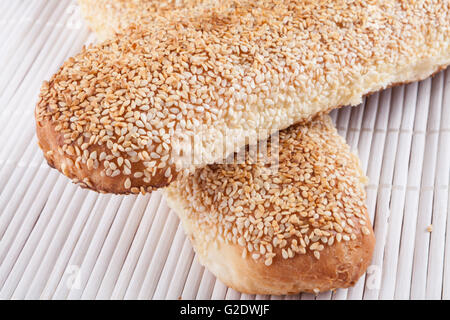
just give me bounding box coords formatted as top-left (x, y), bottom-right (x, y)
top-left (0, 0), bottom-right (449, 300)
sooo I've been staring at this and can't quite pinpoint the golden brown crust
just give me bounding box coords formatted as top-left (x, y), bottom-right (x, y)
top-left (165, 115), bottom-right (376, 294)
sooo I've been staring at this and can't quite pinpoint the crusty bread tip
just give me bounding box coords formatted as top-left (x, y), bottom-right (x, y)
top-left (165, 115), bottom-right (376, 294)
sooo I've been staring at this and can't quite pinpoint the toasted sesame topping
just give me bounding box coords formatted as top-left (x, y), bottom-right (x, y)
top-left (168, 115), bottom-right (372, 264)
top-left (78, 0), bottom-right (212, 41)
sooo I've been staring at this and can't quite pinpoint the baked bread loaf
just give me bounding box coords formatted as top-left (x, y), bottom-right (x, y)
top-left (165, 115), bottom-right (375, 294)
top-left (36, 0), bottom-right (450, 193)
top-left (68, 0), bottom-right (376, 294)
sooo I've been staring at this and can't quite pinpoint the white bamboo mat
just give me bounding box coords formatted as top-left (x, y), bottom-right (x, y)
top-left (0, 0), bottom-right (449, 300)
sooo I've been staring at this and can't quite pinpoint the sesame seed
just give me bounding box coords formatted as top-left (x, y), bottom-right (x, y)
top-left (134, 172), bottom-right (144, 178)
top-left (124, 178), bottom-right (131, 189)
top-left (313, 251), bottom-right (320, 260)
top-left (362, 226), bottom-right (371, 235)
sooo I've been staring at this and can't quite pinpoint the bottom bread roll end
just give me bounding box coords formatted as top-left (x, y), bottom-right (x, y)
top-left (165, 188), bottom-right (375, 295)
top-left (164, 115), bottom-right (375, 295)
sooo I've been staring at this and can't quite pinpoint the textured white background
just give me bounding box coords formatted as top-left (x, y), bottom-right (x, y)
top-left (0, 0), bottom-right (449, 300)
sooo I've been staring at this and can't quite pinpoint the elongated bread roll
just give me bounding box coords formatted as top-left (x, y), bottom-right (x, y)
top-left (165, 115), bottom-right (375, 294)
top-left (36, 0), bottom-right (449, 193)
top-left (72, 0), bottom-right (376, 294)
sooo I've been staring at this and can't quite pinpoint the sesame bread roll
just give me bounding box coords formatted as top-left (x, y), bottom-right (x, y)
top-left (36, 0), bottom-right (450, 193)
top-left (165, 115), bottom-right (375, 295)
